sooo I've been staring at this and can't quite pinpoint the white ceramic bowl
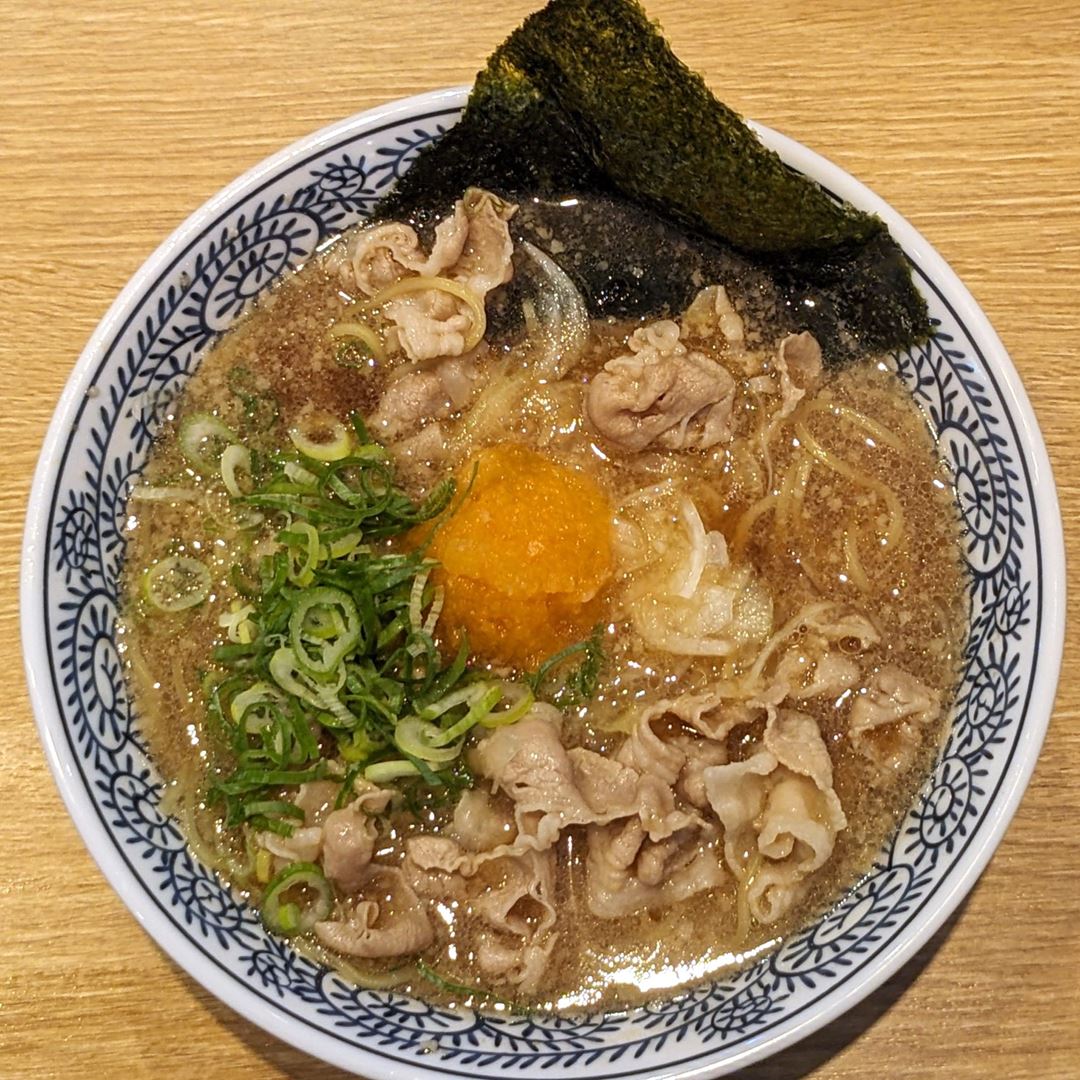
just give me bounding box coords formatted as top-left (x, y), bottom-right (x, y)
top-left (21, 87), bottom-right (1065, 1078)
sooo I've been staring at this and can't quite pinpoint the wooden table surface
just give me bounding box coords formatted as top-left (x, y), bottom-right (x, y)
top-left (3, 1), bottom-right (1078, 1076)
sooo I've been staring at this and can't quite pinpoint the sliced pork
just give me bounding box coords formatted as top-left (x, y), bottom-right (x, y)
top-left (586, 319), bottom-right (736, 451)
top-left (849, 665), bottom-right (941, 773)
top-left (703, 708), bottom-right (847, 924)
top-left (344, 188), bottom-right (516, 362)
top-left (315, 868), bottom-right (434, 958)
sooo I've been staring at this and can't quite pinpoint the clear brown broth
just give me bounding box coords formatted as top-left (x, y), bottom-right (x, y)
top-left (120, 219), bottom-right (968, 1013)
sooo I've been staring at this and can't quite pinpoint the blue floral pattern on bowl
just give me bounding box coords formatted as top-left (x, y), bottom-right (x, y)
top-left (29, 92), bottom-right (1053, 1078)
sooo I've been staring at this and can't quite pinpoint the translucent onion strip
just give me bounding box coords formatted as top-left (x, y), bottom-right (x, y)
top-left (518, 241), bottom-right (589, 379)
top-left (734, 850), bottom-right (763, 944)
top-left (787, 456), bottom-right (814, 528)
top-left (732, 493), bottom-right (778, 555)
top-left (843, 531), bottom-right (871, 592)
top-left (329, 319), bottom-right (386, 362)
top-left (129, 485), bottom-right (202, 503)
top-left (672, 497), bottom-right (709, 599)
top-left (741, 600), bottom-right (836, 689)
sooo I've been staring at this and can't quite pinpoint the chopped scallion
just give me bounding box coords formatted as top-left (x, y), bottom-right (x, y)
top-left (288, 410), bottom-right (353, 461)
top-left (201, 417), bottom-right (538, 839)
top-left (143, 555), bottom-right (211, 612)
top-left (179, 413), bottom-right (236, 474)
top-left (329, 319), bottom-right (386, 363)
top-left (261, 861), bottom-right (333, 936)
top-left (221, 444), bottom-right (253, 497)
top-left (364, 759), bottom-right (421, 784)
top-left (393, 716), bottom-right (463, 764)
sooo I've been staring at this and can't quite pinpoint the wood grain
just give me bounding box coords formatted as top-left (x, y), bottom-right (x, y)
top-left (3, 1), bottom-right (1078, 1076)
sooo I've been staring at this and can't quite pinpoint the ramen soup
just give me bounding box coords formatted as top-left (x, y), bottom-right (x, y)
top-left (120, 188), bottom-right (968, 1011)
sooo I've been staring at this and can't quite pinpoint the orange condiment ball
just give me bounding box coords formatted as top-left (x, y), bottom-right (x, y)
top-left (426, 444), bottom-right (613, 669)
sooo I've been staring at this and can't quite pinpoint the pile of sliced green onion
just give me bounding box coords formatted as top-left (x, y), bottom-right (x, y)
top-left (141, 402), bottom-right (605, 947)
top-left (185, 412), bottom-right (543, 837)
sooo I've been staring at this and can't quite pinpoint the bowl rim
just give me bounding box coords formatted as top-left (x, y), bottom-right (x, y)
top-left (20, 85), bottom-right (1066, 1078)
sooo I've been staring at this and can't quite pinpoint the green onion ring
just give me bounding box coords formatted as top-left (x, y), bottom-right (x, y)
top-left (393, 715), bottom-right (463, 764)
top-left (179, 413), bottom-right (236, 474)
top-left (288, 587), bottom-right (361, 676)
top-left (288, 410), bottom-right (353, 462)
top-left (261, 861), bottom-right (333, 936)
top-left (142, 555), bottom-right (211, 612)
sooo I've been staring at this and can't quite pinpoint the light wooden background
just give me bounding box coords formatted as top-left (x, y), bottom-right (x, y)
top-left (3, 1), bottom-right (1078, 1077)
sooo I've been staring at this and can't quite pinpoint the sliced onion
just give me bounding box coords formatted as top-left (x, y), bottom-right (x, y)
top-left (457, 243), bottom-right (590, 443)
top-left (518, 241), bottom-right (589, 379)
top-left (329, 319), bottom-right (386, 362)
top-left (128, 485), bottom-right (201, 503)
top-left (672, 497), bottom-right (709, 599)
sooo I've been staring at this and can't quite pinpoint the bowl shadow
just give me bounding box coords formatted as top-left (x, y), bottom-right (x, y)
top-left (171, 896), bottom-right (968, 1080)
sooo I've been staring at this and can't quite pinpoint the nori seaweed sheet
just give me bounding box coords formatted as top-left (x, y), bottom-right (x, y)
top-left (377, 0), bottom-right (930, 365)
top-left (489, 193), bottom-right (782, 340)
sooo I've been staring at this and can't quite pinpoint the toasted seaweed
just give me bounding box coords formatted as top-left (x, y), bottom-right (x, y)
top-left (764, 233), bottom-right (932, 362)
top-left (489, 193), bottom-right (776, 332)
top-left (382, 56), bottom-right (605, 219)
top-left (497, 194), bottom-right (930, 365)
top-left (378, 0), bottom-right (930, 364)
